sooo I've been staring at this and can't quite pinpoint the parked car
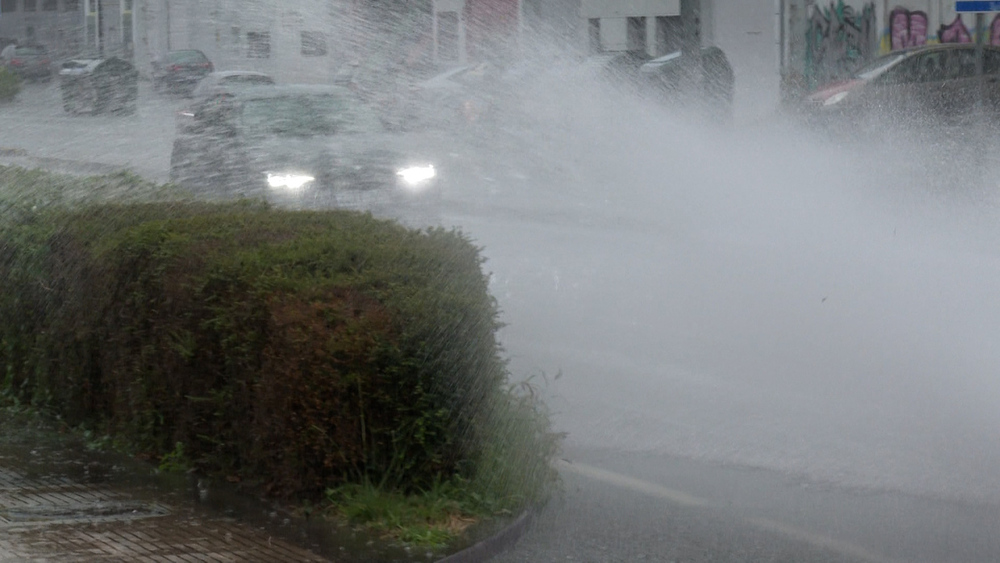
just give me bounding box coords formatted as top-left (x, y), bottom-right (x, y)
top-left (804, 44), bottom-right (1000, 127)
top-left (151, 50), bottom-right (214, 95)
top-left (58, 57), bottom-right (138, 115)
top-left (169, 85), bottom-right (442, 219)
top-left (639, 46), bottom-right (734, 119)
top-left (0, 44), bottom-right (53, 82)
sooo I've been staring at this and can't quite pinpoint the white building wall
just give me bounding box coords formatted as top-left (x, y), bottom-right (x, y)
top-left (133, 0), bottom-right (340, 83)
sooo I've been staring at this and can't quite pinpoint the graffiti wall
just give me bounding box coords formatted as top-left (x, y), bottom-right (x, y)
top-left (789, 0), bottom-right (1000, 91)
top-left (805, 0), bottom-right (877, 87)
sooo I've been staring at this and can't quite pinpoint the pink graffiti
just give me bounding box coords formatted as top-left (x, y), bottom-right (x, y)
top-left (939, 16), bottom-right (972, 44)
top-left (890, 8), bottom-right (928, 50)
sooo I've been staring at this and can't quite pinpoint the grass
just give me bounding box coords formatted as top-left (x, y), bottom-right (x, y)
top-left (325, 477), bottom-right (498, 548)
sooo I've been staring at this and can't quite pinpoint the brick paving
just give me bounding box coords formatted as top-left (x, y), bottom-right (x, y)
top-left (0, 514), bottom-right (329, 562)
top-left (0, 435), bottom-right (332, 562)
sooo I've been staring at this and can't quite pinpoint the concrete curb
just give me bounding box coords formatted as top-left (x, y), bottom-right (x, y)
top-left (436, 510), bottom-right (534, 563)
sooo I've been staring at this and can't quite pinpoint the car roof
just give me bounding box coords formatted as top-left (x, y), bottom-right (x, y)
top-left (892, 43), bottom-right (1000, 56)
top-left (232, 84), bottom-right (356, 100)
top-left (206, 70), bottom-right (272, 79)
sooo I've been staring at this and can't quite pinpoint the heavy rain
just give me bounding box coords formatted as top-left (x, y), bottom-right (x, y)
top-left (3, 0), bottom-right (1000, 562)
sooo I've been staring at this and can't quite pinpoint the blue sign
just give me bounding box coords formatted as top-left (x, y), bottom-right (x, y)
top-left (956, 1), bottom-right (1000, 12)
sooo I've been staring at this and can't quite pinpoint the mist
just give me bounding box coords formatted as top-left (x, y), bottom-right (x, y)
top-left (464, 33), bottom-right (1000, 509)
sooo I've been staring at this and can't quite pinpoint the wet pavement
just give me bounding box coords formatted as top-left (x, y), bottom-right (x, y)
top-left (0, 410), bottom-right (332, 562)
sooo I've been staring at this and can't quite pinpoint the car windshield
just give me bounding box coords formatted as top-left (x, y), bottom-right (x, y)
top-left (193, 74), bottom-right (274, 97)
top-left (14, 46), bottom-right (46, 56)
top-left (241, 93), bottom-right (383, 137)
top-left (854, 52), bottom-right (907, 79)
top-left (167, 50), bottom-right (207, 63)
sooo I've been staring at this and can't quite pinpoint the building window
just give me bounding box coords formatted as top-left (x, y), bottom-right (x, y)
top-left (247, 31), bottom-right (270, 58)
top-left (65, 0), bottom-right (79, 10)
top-left (24, 0), bottom-right (37, 12)
top-left (0, 0), bottom-right (17, 14)
top-left (627, 17), bottom-right (647, 53)
top-left (300, 31), bottom-right (327, 57)
top-left (42, 0), bottom-right (57, 10)
top-left (588, 19), bottom-right (601, 54)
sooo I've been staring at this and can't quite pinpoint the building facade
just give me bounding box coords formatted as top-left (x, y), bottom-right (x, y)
top-left (0, 0), bottom-right (85, 56)
top-left (431, 0), bottom-right (522, 64)
top-left (781, 0), bottom-right (1000, 91)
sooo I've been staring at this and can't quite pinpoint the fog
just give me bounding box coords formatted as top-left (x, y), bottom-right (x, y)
top-left (4, 2), bottom-right (1000, 545)
top-left (466, 37), bottom-right (1000, 509)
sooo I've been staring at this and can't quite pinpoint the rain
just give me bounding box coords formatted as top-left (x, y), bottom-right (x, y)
top-left (3, 0), bottom-right (1000, 561)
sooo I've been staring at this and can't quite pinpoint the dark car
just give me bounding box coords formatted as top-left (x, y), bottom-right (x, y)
top-left (58, 57), bottom-right (138, 115)
top-left (804, 44), bottom-right (1000, 128)
top-left (0, 44), bottom-right (53, 82)
top-left (169, 85), bottom-right (442, 219)
top-left (639, 46), bottom-right (734, 119)
top-left (176, 70), bottom-right (276, 133)
top-left (151, 49), bottom-right (214, 95)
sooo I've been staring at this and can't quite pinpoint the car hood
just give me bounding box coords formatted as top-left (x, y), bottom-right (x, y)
top-left (807, 79), bottom-right (864, 103)
top-left (242, 131), bottom-right (444, 183)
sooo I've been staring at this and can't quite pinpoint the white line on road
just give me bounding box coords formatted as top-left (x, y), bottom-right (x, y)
top-left (556, 459), bottom-right (898, 563)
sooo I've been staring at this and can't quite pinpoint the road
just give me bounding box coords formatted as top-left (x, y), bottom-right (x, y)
top-left (5, 78), bottom-right (1000, 562)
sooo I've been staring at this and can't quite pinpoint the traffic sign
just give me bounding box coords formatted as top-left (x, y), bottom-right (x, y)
top-left (955, 1), bottom-right (1000, 12)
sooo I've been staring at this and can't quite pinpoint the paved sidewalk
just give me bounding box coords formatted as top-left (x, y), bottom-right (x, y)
top-left (0, 414), bottom-right (333, 562)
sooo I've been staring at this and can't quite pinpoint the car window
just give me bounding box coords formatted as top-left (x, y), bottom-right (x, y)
top-left (222, 75), bottom-right (274, 86)
top-left (911, 52), bottom-right (947, 82)
top-left (854, 52), bottom-right (906, 80)
top-left (985, 49), bottom-right (1000, 75)
top-left (167, 50), bottom-right (208, 64)
top-left (240, 93), bottom-right (383, 137)
top-left (876, 52), bottom-right (945, 84)
top-left (14, 46), bottom-right (46, 56)
top-left (945, 48), bottom-right (977, 79)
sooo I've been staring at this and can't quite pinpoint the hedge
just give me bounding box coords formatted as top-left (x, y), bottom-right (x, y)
top-left (0, 67), bottom-right (19, 103)
top-left (0, 168), bottom-right (556, 503)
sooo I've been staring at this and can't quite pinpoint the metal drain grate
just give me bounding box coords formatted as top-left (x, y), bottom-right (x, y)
top-left (0, 501), bottom-right (170, 525)
top-left (0, 467), bottom-right (170, 527)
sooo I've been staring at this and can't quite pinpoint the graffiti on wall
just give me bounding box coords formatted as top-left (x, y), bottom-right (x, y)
top-left (938, 16), bottom-right (972, 44)
top-left (889, 8), bottom-right (928, 49)
top-left (887, 8), bottom-right (1000, 50)
top-left (806, 0), bottom-right (877, 87)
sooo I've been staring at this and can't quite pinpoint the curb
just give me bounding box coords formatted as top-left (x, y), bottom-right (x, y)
top-left (436, 510), bottom-right (534, 563)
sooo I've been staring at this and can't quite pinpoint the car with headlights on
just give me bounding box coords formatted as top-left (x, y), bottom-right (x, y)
top-left (804, 44), bottom-right (1000, 129)
top-left (169, 85), bottom-right (441, 220)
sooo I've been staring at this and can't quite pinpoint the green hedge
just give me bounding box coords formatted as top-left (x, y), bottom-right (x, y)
top-left (0, 172), bottom-right (556, 502)
top-left (0, 67), bottom-right (20, 102)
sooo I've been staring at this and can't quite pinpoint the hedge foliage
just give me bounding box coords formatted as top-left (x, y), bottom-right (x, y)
top-left (0, 167), bottom-right (557, 503)
top-left (0, 67), bottom-right (20, 103)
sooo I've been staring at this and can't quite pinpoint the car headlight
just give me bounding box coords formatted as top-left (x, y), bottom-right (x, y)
top-left (266, 173), bottom-right (315, 190)
top-left (823, 91), bottom-right (849, 107)
top-left (396, 165), bottom-right (437, 189)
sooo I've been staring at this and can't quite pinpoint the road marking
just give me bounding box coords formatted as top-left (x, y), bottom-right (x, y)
top-left (556, 459), bottom-right (709, 508)
top-left (556, 459), bottom-right (898, 563)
